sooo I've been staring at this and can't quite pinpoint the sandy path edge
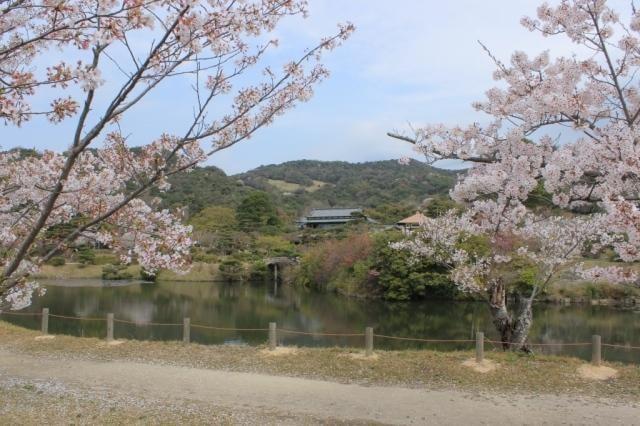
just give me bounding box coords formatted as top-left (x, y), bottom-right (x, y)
top-left (0, 349), bottom-right (636, 425)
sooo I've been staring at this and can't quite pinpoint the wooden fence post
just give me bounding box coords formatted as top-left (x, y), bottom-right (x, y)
top-left (183, 317), bottom-right (190, 344)
top-left (269, 322), bottom-right (277, 350)
top-left (106, 313), bottom-right (114, 342)
top-left (273, 264), bottom-right (279, 296)
top-left (41, 308), bottom-right (49, 335)
top-left (592, 335), bottom-right (601, 366)
top-left (476, 331), bottom-right (484, 363)
top-left (365, 327), bottom-right (374, 356)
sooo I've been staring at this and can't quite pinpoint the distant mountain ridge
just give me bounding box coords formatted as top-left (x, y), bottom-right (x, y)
top-left (161, 159), bottom-right (459, 217)
top-left (3, 148), bottom-right (459, 218)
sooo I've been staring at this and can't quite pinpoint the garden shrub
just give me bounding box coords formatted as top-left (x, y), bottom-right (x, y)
top-left (249, 260), bottom-right (269, 282)
top-left (219, 258), bottom-right (245, 281)
top-left (49, 256), bottom-right (65, 267)
top-left (76, 246), bottom-right (96, 265)
top-left (102, 264), bottom-right (133, 280)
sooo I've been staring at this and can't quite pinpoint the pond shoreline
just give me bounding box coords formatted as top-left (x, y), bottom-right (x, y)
top-left (5, 279), bottom-right (640, 364)
top-left (1, 320), bottom-right (639, 403)
top-left (36, 275), bottom-right (640, 309)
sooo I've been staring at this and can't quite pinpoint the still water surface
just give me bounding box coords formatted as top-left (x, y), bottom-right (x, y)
top-left (4, 279), bottom-right (640, 363)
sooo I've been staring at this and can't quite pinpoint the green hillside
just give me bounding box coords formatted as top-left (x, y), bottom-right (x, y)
top-left (5, 148), bottom-right (458, 222)
top-left (159, 159), bottom-right (458, 221)
top-left (155, 166), bottom-right (252, 214)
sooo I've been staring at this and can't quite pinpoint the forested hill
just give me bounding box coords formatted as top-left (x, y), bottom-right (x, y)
top-left (5, 147), bottom-right (459, 219)
top-left (160, 159), bottom-right (459, 219)
top-left (235, 159), bottom-right (457, 210)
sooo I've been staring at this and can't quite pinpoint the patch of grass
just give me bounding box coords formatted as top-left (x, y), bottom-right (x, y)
top-left (267, 178), bottom-right (328, 193)
top-left (267, 179), bottom-right (304, 192)
top-left (35, 262), bottom-right (219, 282)
top-left (1, 321), bottom-right (639, 401)
top-left (35, 264), bottom-right (140, 280)
top-left (156, 262), bottom-right (219, 282)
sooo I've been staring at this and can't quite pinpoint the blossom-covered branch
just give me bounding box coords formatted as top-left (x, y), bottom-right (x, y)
top-left (391, 0), bottom-right (640, 270)
top-left (390, 0), bottom-right (640, 350)
top-left (0, 0), bottom-right (354, 309)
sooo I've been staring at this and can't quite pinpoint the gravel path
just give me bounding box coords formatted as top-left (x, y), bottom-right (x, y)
top-left (0, 348), bottom-right (637, 425)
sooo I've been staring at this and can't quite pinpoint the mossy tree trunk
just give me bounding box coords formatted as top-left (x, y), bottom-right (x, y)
top-left (488, 279), bottom-right (535, 352)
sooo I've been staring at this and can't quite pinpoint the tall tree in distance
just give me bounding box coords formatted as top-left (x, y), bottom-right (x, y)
top-left (390, 0), bottom-right (640, 349)
top-left (0, 0), bottom-right (353, 309)
top-left (236, 191), bottom-right (280, 231)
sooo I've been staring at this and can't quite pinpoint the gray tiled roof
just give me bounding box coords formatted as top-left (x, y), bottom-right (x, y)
top-left (307, 208), bottom-right (362, 218)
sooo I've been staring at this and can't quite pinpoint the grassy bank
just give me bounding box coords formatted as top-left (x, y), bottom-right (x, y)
top-left (155, 262), bottom-right (220, 281)
top-left (34, 262), bottom-right (220, 282)
top-left (1, 321), bottom-right (638, 400)
top-left (34, 264), bottom-right (141, 280)
top-left (33, 258), bottom-right (640, 305)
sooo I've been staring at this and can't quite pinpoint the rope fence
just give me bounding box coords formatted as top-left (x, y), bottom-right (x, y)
top-left (0, 311), bottom-right (42, 316)
top-left (49, 313), bottom-right (104, 321)
top-left (190, 324), bottom-right (269, 332)
top-left (603, 343), bottom-right (640, 350)
top-left (485, 339), bottom-right (593, 347)
top-left (375, 334), bottom-right (476, 343)
top-left (1, 308), bottom-right (639, 364)
top-left (112, 318), bottom-right (182, 326)
top-left (280, 328), bottom-right (365, 337)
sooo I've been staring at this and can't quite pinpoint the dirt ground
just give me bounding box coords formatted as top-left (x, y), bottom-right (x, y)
top-left (1, 346), bottom-right (639, 425)
top-left (1, 321), bottom-right (639, 424)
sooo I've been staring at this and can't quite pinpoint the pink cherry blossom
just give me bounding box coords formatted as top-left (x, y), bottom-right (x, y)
top-left (390, 0), bottom-right (640, 350)
top-left (0, 0), bottom-right (354, 309)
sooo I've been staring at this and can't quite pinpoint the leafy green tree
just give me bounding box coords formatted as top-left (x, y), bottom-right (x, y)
top-left (235, 192), bottom-right (281, 231)
top-left (189, 206), bottom-right (238, 233)
top-left (371, 232), bottom-right (455, 301)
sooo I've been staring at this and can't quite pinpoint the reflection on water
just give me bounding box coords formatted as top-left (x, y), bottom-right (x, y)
top-left (4, 280), bottom-right (640, 363)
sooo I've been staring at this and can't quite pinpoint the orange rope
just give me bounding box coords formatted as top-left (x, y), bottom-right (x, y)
top-left (280, 329), bottom-right (364, 337)
top-left (485, 339), bottom-right (592, 347)
top-left (602, 343), bottom-right (640, 350)
top-left (0, 311), bottom-right (42, 316)
top-left (48, 314), bottom-right (103, 321)
top-left (112, 318), bottom-right (182, 326)
top-left (375, 334), bottom-right (475, 343)
top-left (190, 324), bottom-right (268, 332)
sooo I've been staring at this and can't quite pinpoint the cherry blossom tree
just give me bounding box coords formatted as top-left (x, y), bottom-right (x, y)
top-left (390, 0), bottom-right (640, 349)
top-left (394, 209), bottom-right (606, 350)
top-left (0, 0), bottom-right (353, 310)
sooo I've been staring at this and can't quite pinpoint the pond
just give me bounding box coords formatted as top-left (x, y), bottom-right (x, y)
top-left (2, 279), bottom-right (640, 363)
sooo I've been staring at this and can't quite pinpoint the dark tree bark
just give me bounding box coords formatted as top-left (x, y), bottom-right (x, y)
top-left (511, 294), bottom-right (534, 353)
top-left (488, 280), bottom-right (534, 352)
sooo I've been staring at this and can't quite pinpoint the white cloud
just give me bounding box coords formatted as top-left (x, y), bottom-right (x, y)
top-left (6, 0), bottom-right (637, 174)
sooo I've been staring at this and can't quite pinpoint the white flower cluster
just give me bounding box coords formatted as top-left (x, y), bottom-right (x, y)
top-left (399, 0), bottom-right (640, 284)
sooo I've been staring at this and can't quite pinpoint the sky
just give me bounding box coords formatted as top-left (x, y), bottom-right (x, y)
top-left (2, 0), bottom-right (632, 175)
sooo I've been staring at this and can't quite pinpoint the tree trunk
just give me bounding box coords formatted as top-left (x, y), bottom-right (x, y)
top-left (488, 279), bottom-right (513, 350)
top-left (511, 294), bottom-right (534, 353)
top-left (487, 280), bottom-right (534, 352)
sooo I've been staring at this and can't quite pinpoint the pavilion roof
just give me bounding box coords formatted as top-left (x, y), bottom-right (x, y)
top-left (397, 211), bottom-right (428, 225)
